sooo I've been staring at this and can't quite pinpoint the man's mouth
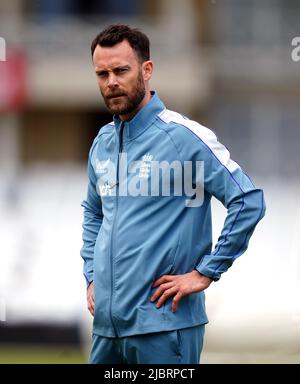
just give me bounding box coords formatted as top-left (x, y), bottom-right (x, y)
top-left (107, 94), bottom-right (126, 99)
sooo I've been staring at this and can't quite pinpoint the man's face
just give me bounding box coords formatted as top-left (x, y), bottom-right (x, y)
top-left (93, 40), bottom-right (146, 116)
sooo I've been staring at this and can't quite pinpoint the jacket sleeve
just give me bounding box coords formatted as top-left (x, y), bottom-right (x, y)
top-left (193, 127), bottom-right (266, 281)
top-left (80, 142), bottom-right (103, 287)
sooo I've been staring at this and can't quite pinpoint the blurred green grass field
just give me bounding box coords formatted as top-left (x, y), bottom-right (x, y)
top-left (0, 344), bottom-right (87, 364)
top-left (2, 344), bottom-right (300, 364)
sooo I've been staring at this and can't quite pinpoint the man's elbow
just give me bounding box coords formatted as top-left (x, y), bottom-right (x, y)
top-left (248, 188), bottom-right (266, 223)
top-left (260, 190), bottom-right (266, 220)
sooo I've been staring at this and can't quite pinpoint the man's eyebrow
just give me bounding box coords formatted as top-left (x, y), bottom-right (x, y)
top-left (112, 65), bottom-right (131, 72)
top-left (96, 65), bottom-right (130, 72)
top-left (95, 69), bottom-right (108, 75)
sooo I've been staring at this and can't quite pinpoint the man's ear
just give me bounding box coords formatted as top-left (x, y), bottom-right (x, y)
top-left (142, 60), bottom-right (154, 81)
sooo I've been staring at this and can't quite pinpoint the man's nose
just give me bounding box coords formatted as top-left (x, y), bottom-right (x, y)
top-left (107, 73), bottom-right (119, 88)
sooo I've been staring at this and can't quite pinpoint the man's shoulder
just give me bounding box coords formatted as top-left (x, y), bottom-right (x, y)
top-left (96, 121), bottom-right (115, 139)
top-left (89, 121), bottom-right (115, 154)
top-left (156, 108), bottom-right (217, 147)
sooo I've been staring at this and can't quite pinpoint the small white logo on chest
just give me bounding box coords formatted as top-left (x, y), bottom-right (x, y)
top-left (95, 158), bottom-right (110, 174)
top-left (139, 154), bottom-right (153, 178)
top-left (98, 181), bottom-right (112, 196)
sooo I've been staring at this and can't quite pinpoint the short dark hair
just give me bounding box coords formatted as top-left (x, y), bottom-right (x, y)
top-left (91, 24), bottom-right (150, 63)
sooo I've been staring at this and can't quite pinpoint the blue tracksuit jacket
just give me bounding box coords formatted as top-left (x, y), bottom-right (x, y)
top-left (80, 91), bottom-right (266, 337)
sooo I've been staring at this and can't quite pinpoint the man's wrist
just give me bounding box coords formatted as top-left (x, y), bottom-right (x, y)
top-left (193, 269), bottom-right (213, 283)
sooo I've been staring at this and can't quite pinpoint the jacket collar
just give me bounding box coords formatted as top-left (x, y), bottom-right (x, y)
top-left (113, 91), bottom-right (165, 142)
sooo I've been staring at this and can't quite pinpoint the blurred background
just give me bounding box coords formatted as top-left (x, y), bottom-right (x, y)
top-left (0, 0), bottom-right (300, 364)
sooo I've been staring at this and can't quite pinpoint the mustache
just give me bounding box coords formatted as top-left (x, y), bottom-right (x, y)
top-left (106, 92), bottom-right (127, 99)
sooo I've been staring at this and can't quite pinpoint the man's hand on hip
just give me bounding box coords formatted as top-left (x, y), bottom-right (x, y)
top-left (150, 270), bottom-right (213, 313)
top-left (87, 281), bottom-right (95, 316)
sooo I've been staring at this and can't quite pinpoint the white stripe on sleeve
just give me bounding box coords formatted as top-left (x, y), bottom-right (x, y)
top-left (158, 109), bottom-right (240, 173)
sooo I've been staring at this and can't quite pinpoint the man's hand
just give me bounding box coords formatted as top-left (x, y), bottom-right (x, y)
top-left (150, 270), bottom-right (213, 313)
top-left (87, 281), bottom-right (95, 316)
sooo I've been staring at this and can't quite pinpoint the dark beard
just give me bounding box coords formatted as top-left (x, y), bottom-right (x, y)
top-left (103, 71), bottom-right (146, 116)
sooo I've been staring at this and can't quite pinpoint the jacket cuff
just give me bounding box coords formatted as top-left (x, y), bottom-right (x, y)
top-left (84, 272), bottom-right (94, 288)
top-left (195, 264), bottom-right (221, 282)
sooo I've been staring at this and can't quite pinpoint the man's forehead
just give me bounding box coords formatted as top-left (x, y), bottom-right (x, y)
top-left (93, 40), bottom-right (137, 68)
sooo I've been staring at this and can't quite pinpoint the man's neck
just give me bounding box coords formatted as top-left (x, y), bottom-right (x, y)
top-left (119, 91), bottom-right (152, 122)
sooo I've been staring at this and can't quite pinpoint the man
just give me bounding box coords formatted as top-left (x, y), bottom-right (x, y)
top-left (80, 24), bottom-right (266, 364)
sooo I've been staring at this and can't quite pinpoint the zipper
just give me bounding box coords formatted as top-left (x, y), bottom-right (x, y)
top-left (109, 122), bottom-right (125, 337)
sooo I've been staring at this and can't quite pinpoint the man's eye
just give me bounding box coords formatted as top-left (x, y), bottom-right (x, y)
top-left (116, 68), bottom-right (128, 74)
top-left (97, 72), bottom-right (107, 78)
